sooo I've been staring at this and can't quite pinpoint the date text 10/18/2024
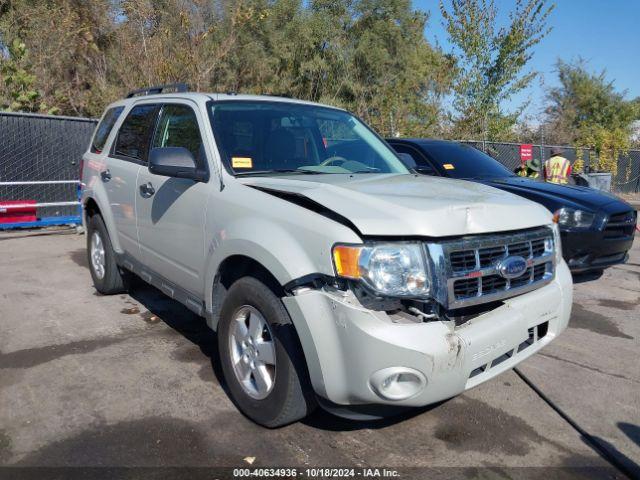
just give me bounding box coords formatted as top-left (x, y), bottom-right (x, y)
top-left (233, 468), bottom-right (401, 478)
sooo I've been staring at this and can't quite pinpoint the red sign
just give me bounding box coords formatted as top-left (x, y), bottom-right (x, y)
top-left (520, 144), bottom-right (533, 164)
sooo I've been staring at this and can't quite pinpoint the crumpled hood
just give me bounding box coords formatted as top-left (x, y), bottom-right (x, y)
top-left (239, 174), bottom-right (552, 237)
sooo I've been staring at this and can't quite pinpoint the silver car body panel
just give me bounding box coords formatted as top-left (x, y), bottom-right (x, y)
top-left (237, 174), bottom-right (552, 237)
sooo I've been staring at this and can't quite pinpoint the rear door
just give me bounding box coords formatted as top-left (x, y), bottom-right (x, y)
top-left (135, 101), bottom-right (212, 297)
top-left (105, 103), bottom-right (159, 258)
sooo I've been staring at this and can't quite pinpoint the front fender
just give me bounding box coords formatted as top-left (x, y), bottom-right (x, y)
top-left (203, 213), bottom-right (360, 327)
top-left (203, 218), bottom-right (328, 307)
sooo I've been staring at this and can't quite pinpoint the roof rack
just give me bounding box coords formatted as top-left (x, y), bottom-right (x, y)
top-left (126, 83), bottom-right (189, 98)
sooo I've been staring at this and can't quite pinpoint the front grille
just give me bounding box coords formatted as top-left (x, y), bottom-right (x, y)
top-left (453, 277), bottom-right (479, 298)
top-left (609, 210), bottom-right (635, 224)
top-left (531, 238), bottom-right (546, 256)
top-left (431, 226), bottom-right (556, 309)
top-left (533, 263), bottom-right (546, 280)
top-left (481, 274), bottom-right (507, 294)
top-left (604, 210), bottom-right (636, 239)
top-left (507, 242), bottom-right (531, 258)
top-left (450, 250), bottom-right (477, 272)
top-left (479, 246), bottom-right (506, 267)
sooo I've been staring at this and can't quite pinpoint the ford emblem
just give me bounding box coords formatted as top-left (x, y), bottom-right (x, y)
top-left (497, 256), bottom-right (528, 279)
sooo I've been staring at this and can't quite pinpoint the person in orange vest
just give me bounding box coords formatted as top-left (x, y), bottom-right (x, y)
top-left (544, 147), bottom-right (572, 184)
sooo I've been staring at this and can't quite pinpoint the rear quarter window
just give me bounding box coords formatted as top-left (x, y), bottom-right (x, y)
top-left (91, 106), bottom-right (124, 154)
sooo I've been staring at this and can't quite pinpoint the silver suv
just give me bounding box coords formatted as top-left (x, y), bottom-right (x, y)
top-left (81, 85), bottom-right (573, 427)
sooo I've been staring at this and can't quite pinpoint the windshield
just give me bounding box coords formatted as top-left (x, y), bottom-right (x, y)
top-left (209, 101), bottom-right (409, 176)
top-left (425, 143), bottom-right (515, 179)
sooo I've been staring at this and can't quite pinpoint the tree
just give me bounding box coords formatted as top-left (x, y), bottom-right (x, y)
top-left (0, 0), bottom-right (113, 116)
top-left (545, 59), bottom-right (639, 173)
top-left (0, 38), bottom-right (55, 113)
top-left (440, 0), bottom-right (554, 139)
top-left (342, 0), bottom-right (454, 136)
top-left (0, 0), bottom-right (454, 127)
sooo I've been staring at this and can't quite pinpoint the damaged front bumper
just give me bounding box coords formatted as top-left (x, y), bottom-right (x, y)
top-left (282, 260), bottom-right (573, 409)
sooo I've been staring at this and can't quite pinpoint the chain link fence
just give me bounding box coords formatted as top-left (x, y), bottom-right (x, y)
top-left (612, 150), bottom-right (640, 193)
top-left (464, 140), bottom-right (640, 194)
top-left (0, 112), bottom-right (639, 230)
top-left (0, 111), bottom-right (97, 229)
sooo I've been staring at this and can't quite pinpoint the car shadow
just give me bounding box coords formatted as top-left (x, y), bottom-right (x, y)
top-left (150, 178), bottom-right (196, 224)
top-left (301, 402), bottom-right (444, 432)
top-left (125, 278), bottom-right (228, 394)
top-left (124, 276), bottom-right (433, 431)
top-left (571, 270), bottom-right (604, 284)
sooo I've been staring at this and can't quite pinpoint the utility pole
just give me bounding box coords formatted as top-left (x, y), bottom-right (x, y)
top-left (482, 113), bottom-right (487, 153)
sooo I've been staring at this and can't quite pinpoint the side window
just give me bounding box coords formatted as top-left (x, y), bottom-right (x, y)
top-left (152, 104), bottom-right (205, 167)
top-left (113, 104), bottom-right (158, 162)
top-left (91, 106), bottom-right (124, 154)
top-left (392, 144), bottom-right (436, 175)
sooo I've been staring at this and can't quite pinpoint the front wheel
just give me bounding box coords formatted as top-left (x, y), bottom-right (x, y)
top-left (218, 277), bottom-right (315, 427)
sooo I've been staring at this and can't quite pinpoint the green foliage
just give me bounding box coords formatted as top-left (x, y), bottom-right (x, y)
top-left (440, 0), bottom-right (554, 139)
top-left (342, 0), bottom-right (455, 136)
top-left (0, 0), bottom-right (455, 131)
top-left (546, 60), bottom-right (639, 173)
top-left (0, 39), bottom-right (41, 112)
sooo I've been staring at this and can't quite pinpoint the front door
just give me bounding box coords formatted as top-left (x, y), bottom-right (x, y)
top-left (135, 102), bottom-right (212, 297)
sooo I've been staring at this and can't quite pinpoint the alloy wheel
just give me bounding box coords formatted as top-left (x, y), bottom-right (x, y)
top-left (228, 305), bottom-right (277, 400)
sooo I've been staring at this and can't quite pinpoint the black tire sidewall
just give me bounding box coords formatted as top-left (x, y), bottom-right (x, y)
top-left (86, 214), bottom-right (124, 294)
top-left (218, 277), bottom-right (311, 426)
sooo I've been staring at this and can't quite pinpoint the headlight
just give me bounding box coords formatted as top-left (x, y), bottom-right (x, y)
top-left (551, 223), bottom-right (563, 265)
top-left (553, 207), bottom-right (595, 228)
top-left (332, 243), bottom-right (430, 297)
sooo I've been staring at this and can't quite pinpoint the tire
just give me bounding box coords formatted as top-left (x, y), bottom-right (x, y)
top-left (218, 277), bottom-right (316, 427)
top-left (86, 214), bottom-right (126, 295)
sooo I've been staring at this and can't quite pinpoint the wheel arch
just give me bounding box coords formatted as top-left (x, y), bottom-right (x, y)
top-left (82, 193), bottom-right (123, 253)
top-left (206, 252), bottom-right (288, 331)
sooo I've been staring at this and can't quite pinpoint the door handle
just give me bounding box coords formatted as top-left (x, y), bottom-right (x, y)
top-left (139, 182), bottom-right (155, 198)
top-left (100, 169), bottom-right (111, 182)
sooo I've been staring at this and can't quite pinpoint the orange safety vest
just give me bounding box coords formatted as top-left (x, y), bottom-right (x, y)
top-left (544, 156), bottom-right (570, 184)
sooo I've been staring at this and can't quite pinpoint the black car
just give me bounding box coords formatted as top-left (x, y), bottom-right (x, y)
top-left (388, 138), bottom-right (637, 274)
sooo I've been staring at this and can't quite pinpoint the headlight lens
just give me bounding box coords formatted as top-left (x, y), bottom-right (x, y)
top-left (553, 207), bottom-right (595, 228)
top-left (333, 243), bottom-right (430, 297)
top-left (551, 222), bottom-right (563, 265)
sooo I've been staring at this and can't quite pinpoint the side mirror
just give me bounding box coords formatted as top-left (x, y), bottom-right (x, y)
top-left (149, 147), bottom-right (208, 182)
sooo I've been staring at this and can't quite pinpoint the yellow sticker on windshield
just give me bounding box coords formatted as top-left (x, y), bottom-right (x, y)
top-left (443, 163), bottom-right (455, 170)
top-left (232, 157), bottom-right (253, 168)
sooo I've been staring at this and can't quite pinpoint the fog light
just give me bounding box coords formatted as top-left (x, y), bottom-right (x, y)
top-left (369, 367), bottom-right (427, 401)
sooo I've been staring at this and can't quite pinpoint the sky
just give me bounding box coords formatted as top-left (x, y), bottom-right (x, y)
top-left (414, 0), bottom-right (640, 121)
